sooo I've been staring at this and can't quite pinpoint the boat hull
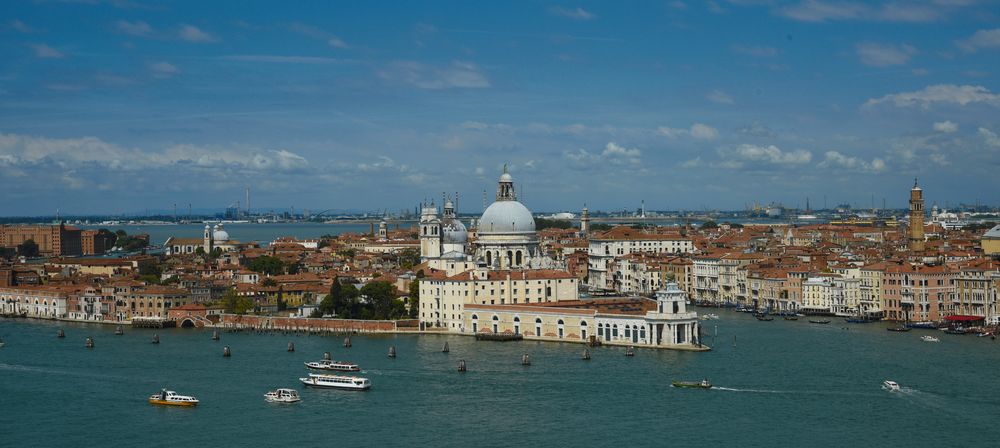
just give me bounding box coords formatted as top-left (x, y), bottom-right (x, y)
top-left (671, 381), bottom-right (712, 389)
top-left (299, 377), bottom-right (370, 391)
top-left (148, 398), bottom-right (198, 407)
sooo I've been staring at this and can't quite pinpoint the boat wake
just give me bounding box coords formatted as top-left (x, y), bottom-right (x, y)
top-left (713, 386), bottom-right (785, 394)
top-left (0, 362), bottom-right (129, 381)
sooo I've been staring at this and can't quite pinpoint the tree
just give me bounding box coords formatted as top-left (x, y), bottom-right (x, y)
top-left (701, 220), bottom-right (718, 230)
top-left (211, 247), bottom-right (223, 258)
top-left (398, 248), bottom-right (420, 269)
top-left (249, 256), bottom-right (285, 276)
top-left (408, 279), bottom-right (420, 319)
top-left (361, 281), bottom-right (399, 320)
top-left (195, 246), bottom-right (206, 255)
top-left (261, 277), bottom-right (277, 287)
top-left (535, 218), bottom-right (573, 230)
top-left (338, 248), bottom-right (356, 259)
top-left (222, 289), bottom-right (254, 315)
top-left (16, 239), bottom-right (39, 257)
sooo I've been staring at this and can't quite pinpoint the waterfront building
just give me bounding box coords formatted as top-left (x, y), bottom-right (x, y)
top-left (0, 223), bottom-right (82, 256)
top-left (882, 263), bottom-right (953, 322)
top-left (0, 285), bottom-right (76, 318)
top-left (164, 223), bottom-right (243, 255)
top-left (692, 253), bottom-right (722, 302)
top-left (909, 180), bottom-right (926, 252)
top-left (953, 260), bottom-right (1000, 325)
top-left (460, 282), bottom-right (704, 350)
top-left (419, 269), bottom-right (578, 330)
top-left (474, 167), bottom-right (557, 270)
top-left (80, 229), bottom-right (115, 255)
top-left (587, 226), bottom-right (694, 292)
top-left (116, 285), bottom-right (191, 321)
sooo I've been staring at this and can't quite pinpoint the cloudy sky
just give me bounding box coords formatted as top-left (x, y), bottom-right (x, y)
top-left (2, 0), bottom-right (999, 216)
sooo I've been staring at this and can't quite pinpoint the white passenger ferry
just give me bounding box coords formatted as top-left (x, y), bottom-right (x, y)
top-left (299, 373), bottom-right (371, 391)
top-left (304, 359), bottom-right (361, 372)
top-left (148, 390), bottom-right (199, 407)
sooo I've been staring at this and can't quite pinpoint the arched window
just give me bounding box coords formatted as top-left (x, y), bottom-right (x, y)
top-left (557, 319), bottom-right (565, 339)
top-left (492, 315), bottom-right (499, 333)
top-left (612, 324), bottom-right (619, 338)
top-left (580, 321), bottom-right (588, 340)
top-left (597, 323), bottom-right (604, 336)
top-left (535, 317), bottom-right (542, 337)
top-left (515, 250), bottom-right (523, 266)
top-left (471, 314), bottom-right (479, 333)
top-left (640, 326), bottom-right (646, 340)
top-left (513, 316), bottom-right (521, 335)
top-left (506, 251), bottom-right (513, 266)
top-left (486, 252), bottom-right (492, 266)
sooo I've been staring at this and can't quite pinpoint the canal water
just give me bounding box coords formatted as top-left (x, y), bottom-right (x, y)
top-left (2, 310), bottom-right (999, 447)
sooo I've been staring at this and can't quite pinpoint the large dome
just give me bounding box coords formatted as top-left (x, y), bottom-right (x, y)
top-left (479, 201), bottom-right (535, 234)
top-left (442, 218), bottom-right (468, 243)
top-left (212, 224), bottom-right (230, 241)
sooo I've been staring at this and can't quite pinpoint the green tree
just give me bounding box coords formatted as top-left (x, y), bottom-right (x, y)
top-left (397, 248), bottom-right (420, 269)
top-left (338, 248), bottom-right (356, 259)
top-left (249, 256), bottom-right (285, 276)
top-left (16, 239), bottom-right (39, 257)
top-left (261, 277), bottom-right (277, 287)
top-left (195, 246), bottom-right (206, 255)
top-left (222, 289), bottom-right (254, 315)
top-left (535, 218), bottom-right (573, 230)
top-left (408, 279), bottom-right (420, 319)
top-left (361, 281), bottom-right (398, 320)
top-left (701, 220), bottom-right (718, 229)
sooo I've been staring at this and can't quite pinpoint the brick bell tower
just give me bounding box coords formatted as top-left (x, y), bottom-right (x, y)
top-left (909, 179), bottom-right (925, 252)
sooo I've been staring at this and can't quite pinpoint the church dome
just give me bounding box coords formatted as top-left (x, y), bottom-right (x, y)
top-left (479, 201), bottom-right (535, 234)
top-left (212, 224), bottom-right (230, 241)
top-left (442, 218), bottom-right (468, 243)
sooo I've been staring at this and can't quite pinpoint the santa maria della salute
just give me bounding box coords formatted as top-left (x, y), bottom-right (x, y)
top-left (418, 165), bottom-right (558, 272)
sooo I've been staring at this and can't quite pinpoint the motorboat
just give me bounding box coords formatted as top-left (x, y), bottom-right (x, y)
top-left (976, 331), bottom-right (994, 338)
top-left (304, 359), bottom-right (361, 372)
top-left (148, 390), bottom-right (199, 407)
top-left (882, 380), bottom-right (901, 392)
top-left (299, 373), bottom-right (371, 391)
top-left (783, 316), bottom-right (799, 321)
top-left (845, 317), bottom-right (877, 323)
top-left (755, 315), bottom-right (774, 321)
top-left (921, 335), bottom-right (939, 342)
top-left (808, 319), bottom-right (831, 324)
top-left (886, 327), bottom-right (911, 332)
top-left (264, 388), bottom-right (301, 403)
top-left (672, 379), bottom-right (712, 389)
top-left (944, 328), bottom-right (967, 335)
top-left (905, 321), bottom-right (937, 329)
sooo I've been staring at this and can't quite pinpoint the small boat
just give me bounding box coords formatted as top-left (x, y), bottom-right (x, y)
top-left (905, 321), bottom-right (937, 329)
top-left (882, 380), bottom-right (901, 392)
top-left (299, 373), bottom-right (371, 391)
top-left (672, 379), bottom-right (712, 389)
top-left (783, 316), bottom-right (798, 321)
top-left (944, 328), bottom-right (967, 335)
top-left (148, 390), bottom-right (199, 407)
top-left (0, 338), bottom-right (5, 348)
top-left (304, 359), bottom-right (361, 372)
top-left (887, 327), bottom-right (911, 332)
top-left (264, 388), bottom-right (301, 403)
top-left (921, 335), bottom-right (939, 342)
top-left (809, 319), bottom-right (831, 324)
top-left (755, 315), bottom-right (774, 321)
top-left (845, 317), bottom-right (877, 323)
top-left (976, 331), bottom-right (994, 338)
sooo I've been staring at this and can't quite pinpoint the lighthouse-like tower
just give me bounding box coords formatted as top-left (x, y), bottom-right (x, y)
top-left (909, 179), bottom-right (925, 252)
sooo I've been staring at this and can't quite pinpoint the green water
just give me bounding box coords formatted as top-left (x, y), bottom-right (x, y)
top-left (2, 310), bottom-right (999, 447)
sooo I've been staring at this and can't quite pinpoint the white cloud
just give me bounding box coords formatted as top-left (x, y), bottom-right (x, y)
top-left (680, 157), bottom-right (702, 168)
top-left (723, 144), bottom-right (812, 169)
top-left (777, 1), bottom-right (942, 23)
top-left (819, 151), bottom-right (887, 173)
top-left (116, 20), bottom-right (152, 36)
top-left (957, 28), bottom-right (1000, 53)
top-left (11, 20), bottom-right (34, 33)
top-left (549, 6), bottom-right (596, 20)
top-left (564, 142), bottom-right (642, 169)
top-left (933, 120), bottom-right (958, 133)
top-left (178, 24), bottom-right (217, 43)
top-left (979, 127), bottom-right (1000, 148)
top-left (601, 142), bottom-right (641, 158)
top-left (863, 84), bottom-right (1000, 109)
top-left (707, 89), bottom-right (735, 104)
top-left (0, 132), bottom-right (310, 174)
top-left (856, 42), bottom-right (916, 67)
top-left (29, 43), bottom-right (65, 59)
top-left (149, 61), bottom-right (179, 78)
top-left (328, 37), bottom-right (349, 49)
top-left (732, 45), bottom-right (778, 57)
top-left (657, 123), bottom-right (719, 140)
top-left (379, 61), bottom-right (490, 89)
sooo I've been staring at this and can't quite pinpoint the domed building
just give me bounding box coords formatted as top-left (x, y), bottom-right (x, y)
top-left (419, 199), bottom-right (471, 262)
top-left (474, 166), bottom-right (553, 270)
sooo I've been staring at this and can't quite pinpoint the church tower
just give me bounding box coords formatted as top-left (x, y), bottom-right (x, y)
top-left (580, 204), bottom-right (590, 236)
top-left (909, 179), bottom-right (925, 252)
top-left (202, 224), bottom-right (214, 253)
top-left (419, 201), bottom-right (442, 260)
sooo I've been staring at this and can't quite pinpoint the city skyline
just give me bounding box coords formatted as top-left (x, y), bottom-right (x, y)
top-left (2, 1), bottom-right (1000, 215)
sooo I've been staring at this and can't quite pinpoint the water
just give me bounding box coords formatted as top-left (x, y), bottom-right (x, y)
top-left (2, 310), bottom-right (999, 447)
top-left (77, 222), bottom-right (377, 246)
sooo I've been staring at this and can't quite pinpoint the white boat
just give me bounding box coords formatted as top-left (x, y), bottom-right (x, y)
top-left (299, 373), bottom-right (371, 391)
top-left (882, 380), bottom-right (901, 391)
top-left (921, 335), bottom-right (940, 342)
top-left (264, 388), bottom-right (301, 403)
top-left (304, 359), bottom-right (360, 372)
top-left (148, 390), bottom-right (199, 407)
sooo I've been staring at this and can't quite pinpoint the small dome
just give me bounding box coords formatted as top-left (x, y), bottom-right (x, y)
top-left (499, 172), bottom-right (513, 183)
top-left (442, 218), bottom-right (468, 244)
top-left (479, 201), bottom-right (535, 234)
top-left (212, 223), bottom-right (230, 241)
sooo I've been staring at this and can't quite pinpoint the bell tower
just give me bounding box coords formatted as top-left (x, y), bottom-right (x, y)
top-left (909, 179), bottom-right (925, 252)
top-left (419, 201), bottom-right (441, 260)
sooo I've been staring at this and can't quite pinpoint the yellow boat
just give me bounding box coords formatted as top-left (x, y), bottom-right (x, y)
top-left (148, 390), bottom-right (199, 407)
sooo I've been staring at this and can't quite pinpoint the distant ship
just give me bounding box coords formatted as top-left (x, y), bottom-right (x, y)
top-left (796, 215), bottom-right (818, 220)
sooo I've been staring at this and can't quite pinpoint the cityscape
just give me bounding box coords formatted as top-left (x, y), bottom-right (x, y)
top-left (3, 1), bottom-right (1000, 447)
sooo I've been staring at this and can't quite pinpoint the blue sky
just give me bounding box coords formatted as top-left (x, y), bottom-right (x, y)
top-left (2, 0), bottom-right (999, 216)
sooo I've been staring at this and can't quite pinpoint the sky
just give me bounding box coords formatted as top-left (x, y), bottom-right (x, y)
top-left (1, 0), bottom-right (1000, 216)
